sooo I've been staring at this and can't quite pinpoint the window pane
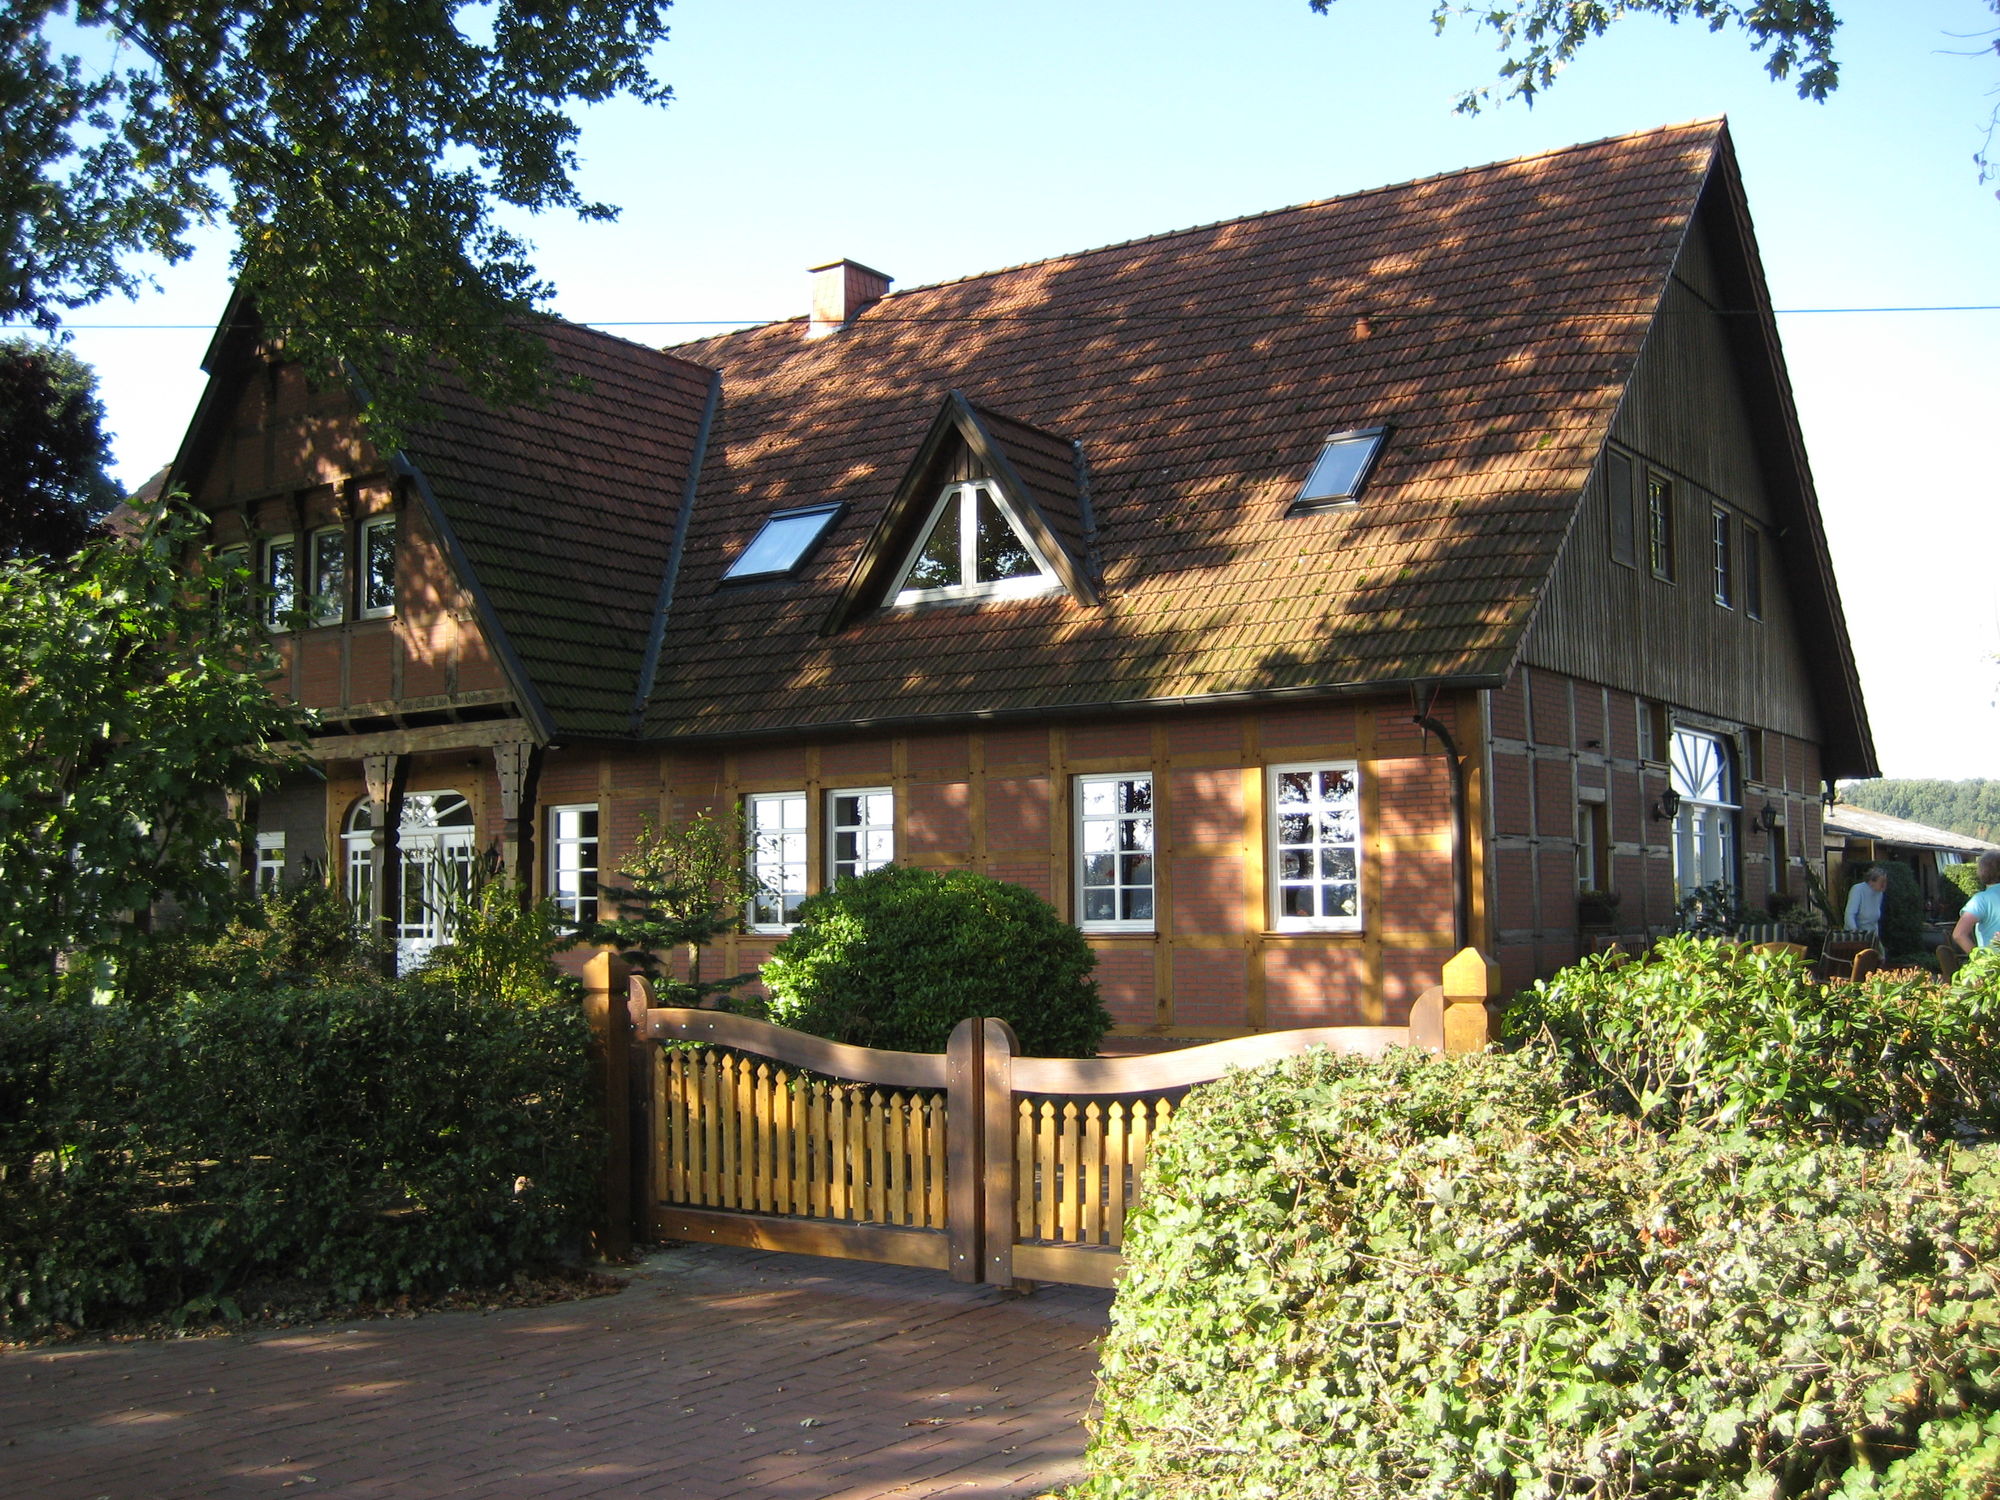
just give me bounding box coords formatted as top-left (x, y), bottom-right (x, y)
top-left (723, 506), bottom-right (839, 580)
top-left (364, 520), bottom-right (396, 613)
top-left (1276, 772), bottom-right (1311, 804)
top-left (1281, 886), bottom-right (1316, 917)
top-left (973, 487), bottom-right (1037, 582)
top-left (1084, 889), bottom-right (1115, 921)
top-left (905, 499), bottom-right (961, 590)
top-left (1297, 431), bottom-right (1384, 504)
top-left (310, 530), bottom-right (346, 624)
top-left (1124, 889), bottom-right (1154, 922)
top-left (265, 540), bottom-right (297, 625)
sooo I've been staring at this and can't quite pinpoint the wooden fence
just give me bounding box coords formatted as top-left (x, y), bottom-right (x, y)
top-left (581, 949), bottom-right (1501, 1287)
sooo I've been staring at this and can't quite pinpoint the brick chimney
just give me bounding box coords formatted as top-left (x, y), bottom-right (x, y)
top-left (807, 260), bottom-right (892, 340)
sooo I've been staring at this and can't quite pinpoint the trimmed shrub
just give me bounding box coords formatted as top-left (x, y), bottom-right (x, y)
top-left (1078, 1047), bottom-right (2000, 1500)
top-left (118, 880), bottom-right (383, 1006)
top-left (1942, 862), bottom-right (1984, 914)
top-left (0, 981), bottom-right (601, 1333)
top-left (1505, 937), bottom-right (2000, 1139)
top-left (761, 864), bottom-right (1109, 1056)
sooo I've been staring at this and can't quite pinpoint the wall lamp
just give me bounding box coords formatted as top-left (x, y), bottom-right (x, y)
top-left (1651, 788), bottom-right (1682, 822)
top-left (1754, 801), bottom-right (1780, 833)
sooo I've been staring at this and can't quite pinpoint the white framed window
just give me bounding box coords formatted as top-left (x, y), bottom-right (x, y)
top-left (262, 534), bottom-right (298, 627)
top-left (1647, 472), bottom-right (1675, 581)
top-left (1669, 728), bottom-right (1737, 895)
top-left (746, 791), bottom-right (808, 931)
top-left (342, 792), bottom-right (476, 971)
top-left (548, 804), bottom-right (600, 924)
top-left (1075, 773), bottom-right (1155, 929)
top-left (1711, 507), bottom-right (1734, 607)
top-left (1575, 796), bottom-right (1608, 892)
top-left (308, 525), bottom-right (347, 625)
top-left (254, 831), bottom-right (286, 892)
top-left (889, 480), bottom-right (1061, 607)
top-left (827, 788), bottom-right (893, 885)
top-left (1269, 762), bottom-right (1363, 932)
top-left (359, 515), bottom-right (396, 618)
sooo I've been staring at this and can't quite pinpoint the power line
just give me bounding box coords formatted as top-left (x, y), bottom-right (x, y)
top-left (6, 303), bottom-right (2000, 332)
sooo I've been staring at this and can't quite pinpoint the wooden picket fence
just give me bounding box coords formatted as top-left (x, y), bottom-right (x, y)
top-left (581, 950), bottom-right (1500, 1288)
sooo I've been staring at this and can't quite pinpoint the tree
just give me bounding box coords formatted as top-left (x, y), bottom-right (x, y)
top-left (0, 337), bottom-right (119, 561)
top-left (3, 1), bottom-right (674, 440)
top-left (1307, 1), bottom-right (1841, 113)
top-left (0, 501), bottom-right (307, 1002)
top-left (590, 811), bottom-right (760, 1006)
top-left (1308, 2), bottom-right (2000, 190)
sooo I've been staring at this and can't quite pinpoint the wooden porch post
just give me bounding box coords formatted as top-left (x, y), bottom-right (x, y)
top-left (1440, 947), bottom-right (1502, 1054)
top-left (491, 740), bottom-right (540, 888)
top-left (980, 1018), bottom-right (1020, 1287)
top-left (582, 950), bottom-right (633, 1259)
top-left (362, 752), bottom-right (406, 974)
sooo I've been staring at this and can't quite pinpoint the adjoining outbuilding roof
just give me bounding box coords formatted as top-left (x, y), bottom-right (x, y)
top-left (1824, 805), bottom-right (2000, 859)
top-left (634, 119), bottom-right (1764, 741)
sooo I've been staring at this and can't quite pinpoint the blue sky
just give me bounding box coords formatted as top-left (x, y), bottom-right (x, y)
top-left (44, 0), bottom-right (2000, 779)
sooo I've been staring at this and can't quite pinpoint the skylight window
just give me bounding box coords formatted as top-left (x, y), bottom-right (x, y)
top-left (890, 481), bottom-right (1061, 606)
top-left (1292, 425), bottom-right (1388, 511)
top-left (722, 503), bottom-right (842, 582)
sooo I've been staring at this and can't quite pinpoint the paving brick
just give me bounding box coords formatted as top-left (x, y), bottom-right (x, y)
top-left (0, 1246), bottom-right (1107, 1500)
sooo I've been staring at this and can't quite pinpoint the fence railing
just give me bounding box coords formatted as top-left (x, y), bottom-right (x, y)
top-left (580, 949), bottom-right (1502, 1286)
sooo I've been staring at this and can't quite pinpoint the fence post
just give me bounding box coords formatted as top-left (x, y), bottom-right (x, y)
top-left (944, 1018), bottom-right (984, 1283)
top-left (582, 950), bottom-right (633, 1259)
top-left (1440, 947), bottom-right (1501, 1054)
top-left (980, 1019), bottom-right (1020, 1288)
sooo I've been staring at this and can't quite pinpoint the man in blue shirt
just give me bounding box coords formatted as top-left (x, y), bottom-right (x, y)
top-left (1953, 851), bottom-right (2000, 953)
top-left (1844, 865), bottom-right (1889, 939)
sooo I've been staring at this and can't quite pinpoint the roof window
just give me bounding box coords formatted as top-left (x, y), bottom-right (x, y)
top-left (1291, 426), bottom-right (1388, 511)
top-left (889, 481), bottom-right (1061, 606)
top-left (722, 502), bottom-right (842, 582)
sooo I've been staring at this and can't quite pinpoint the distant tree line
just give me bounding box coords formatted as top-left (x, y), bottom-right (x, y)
top-left (1841, 779), bottom-right (2000, 843)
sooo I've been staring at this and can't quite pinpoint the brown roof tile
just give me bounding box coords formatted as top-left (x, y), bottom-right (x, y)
top-left (637, 121), bottom-right (1724, 740)
top-left (400, 321), bottom-right (715, 736)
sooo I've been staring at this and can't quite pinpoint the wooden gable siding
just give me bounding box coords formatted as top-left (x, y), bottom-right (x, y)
top-left (1520, 208), bottom-right (1822, 742)
top-left (196, 363), bottom-right (515, 724)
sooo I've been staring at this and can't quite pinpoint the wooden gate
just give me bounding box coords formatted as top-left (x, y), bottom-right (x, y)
top-left (581, 951), bottom-right (1499, 1288)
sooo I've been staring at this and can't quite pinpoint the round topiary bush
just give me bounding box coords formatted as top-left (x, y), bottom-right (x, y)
top-left (1079, 1047), bottom-right (2000, 1500)
top-left (760, 864), bottom-right (1109, 1055)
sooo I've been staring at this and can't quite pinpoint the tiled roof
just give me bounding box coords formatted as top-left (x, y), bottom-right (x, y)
top-left (399, 322), bottom-right (715, 736)
top-left (635, 121), bottom-right (1724, 741)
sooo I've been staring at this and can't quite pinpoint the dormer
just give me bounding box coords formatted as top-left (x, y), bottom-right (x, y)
top-left (822, 392), bottom-right (1099, 634)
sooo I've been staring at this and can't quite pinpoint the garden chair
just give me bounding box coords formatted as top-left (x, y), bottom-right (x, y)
top-left (1752, 940), bottom-right (1807, 960)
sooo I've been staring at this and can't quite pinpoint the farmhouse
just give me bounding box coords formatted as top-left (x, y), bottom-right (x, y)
top-left (169, 118), bottom-right (1872, 1032)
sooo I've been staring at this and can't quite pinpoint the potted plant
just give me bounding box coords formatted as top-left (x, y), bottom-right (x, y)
top-left (1577, 889), bottom-right (1622, 931)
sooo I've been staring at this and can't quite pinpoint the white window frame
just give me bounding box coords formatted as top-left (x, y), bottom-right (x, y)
top-left (1074, 773), bottom-right (1156, 931)
top-left (1711, 507), bottom-right (1734, 608)
top-left (826, 787), bottom-right (894, 886)
top-left (889, 480), bottom-right (1062, 607)
top-left (254, 831), bottom-right (286, 892)
top-left (308, 524), bottom-right (347, 625)
top-left (262, 534), bottom-right (298, 627)
top-left (547, 804), bottom-right (600, 924)
top-left (1669, 728), bottom-right (1738, 896)
top-left (746, 791), bottom-right (808, 932)
top-left (1268, 761), bottom-right (1364, 933)
top-left (359, 515), bottom-right (397, 619)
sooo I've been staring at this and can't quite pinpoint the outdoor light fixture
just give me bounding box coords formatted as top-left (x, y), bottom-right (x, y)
top-left (1755, 801), bottom-right (1780, 833)
top-left (1652, 788), bottom-right (1682, 822)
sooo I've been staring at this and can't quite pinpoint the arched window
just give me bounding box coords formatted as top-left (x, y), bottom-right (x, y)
top-left (1669, 729), bottom-right (1737, 895)
top-left (342, 792), bottom-right (476, 969)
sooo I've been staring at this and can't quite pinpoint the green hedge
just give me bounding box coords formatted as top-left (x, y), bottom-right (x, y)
top-left (0, 982), bottom-right (601, 1333)
top-left (1504, 937), bottom-right (2000, 1139)
top-left (762, 864), bottom-right (1110, 1055)
top-left (1079, 1048), bottom-right (2000, 1500)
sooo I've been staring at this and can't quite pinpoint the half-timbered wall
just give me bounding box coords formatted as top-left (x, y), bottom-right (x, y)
top-left (521, 695), bottom-right (1478, 1036)
top-left (1483, 662), bottom-right (1824, 995)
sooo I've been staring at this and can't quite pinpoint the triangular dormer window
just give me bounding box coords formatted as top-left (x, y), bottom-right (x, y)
top-left (888, 480), bottom-right (1062, 606)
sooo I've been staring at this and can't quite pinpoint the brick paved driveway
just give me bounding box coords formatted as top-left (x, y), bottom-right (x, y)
top-left (0, 1245), bottom-right (1112, 1500)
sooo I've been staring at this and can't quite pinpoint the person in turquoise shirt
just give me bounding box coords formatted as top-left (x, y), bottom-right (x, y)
top-left (1953, 851), bottom-right (2000, 953)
